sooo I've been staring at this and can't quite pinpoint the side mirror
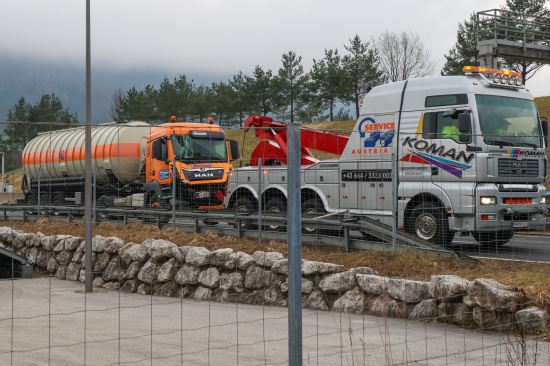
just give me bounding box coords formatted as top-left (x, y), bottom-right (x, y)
top-left (152, 138), bottom-right (168, 161)
top-left (229, 140), bottom-right (240, 161)
top-left (458, 113), bottom-right (472, 143)
top-left (152, 140), bottom-right (163, 160)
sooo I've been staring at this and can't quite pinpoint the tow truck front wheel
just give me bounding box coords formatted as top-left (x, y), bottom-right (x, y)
top-left (472, 231), bottom-right (513, 249)
top-left (407, 202), bottom-right (454, 246)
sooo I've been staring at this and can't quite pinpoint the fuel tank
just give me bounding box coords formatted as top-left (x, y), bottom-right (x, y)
top-left (22, 121), bottom-right (152, 185)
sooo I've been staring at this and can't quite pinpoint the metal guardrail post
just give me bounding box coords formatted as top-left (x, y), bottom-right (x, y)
top-left (193, 218), bottom-right (199, 233)
top-left (258, 158), bottom-right (262, 241)
top-left (92, 163), bottom-right (96, 224)
top-left (37, 167), bottom-right (41, 220)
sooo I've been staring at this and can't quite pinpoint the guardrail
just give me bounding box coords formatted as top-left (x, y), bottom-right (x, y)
top-left (0, 203), bottom-right (460, 260)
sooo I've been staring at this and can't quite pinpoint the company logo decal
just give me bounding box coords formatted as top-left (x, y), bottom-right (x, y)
top-left (353, 117), bottom-right (395, 154)
top-left (159, 169), bottom-right (169, 180)
top-left (192, 163), bottom-right (213, 168)
top-left (400, 137), bottom-right (474, 178)
top-left (60, 150), bottom-right (65, 161)
top-left (507, 148), bottom-right (545, 157)
top-left (507, 148), bottom-right (520, 158)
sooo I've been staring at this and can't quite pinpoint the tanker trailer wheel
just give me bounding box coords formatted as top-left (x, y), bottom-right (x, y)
top-left (24, 193), bottom-right (37, 215)
top-left (51, 192), bottom-right (65, 216)
top-left (232, 197), bottom-right (257, 229)
top-left (263, 197), bottom-right (287, 231)
top-left (406, 202), bottom-right (454, 246)
top-left (472, 230), bottom-right (513, 250)
top-left (202, 219), bottom-right (220, 226)
top-left (97, 195), bottom-right (117, 221)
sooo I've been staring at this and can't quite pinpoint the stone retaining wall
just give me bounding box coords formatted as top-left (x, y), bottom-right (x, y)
top-left (1, 227), bottom-right (547, 335)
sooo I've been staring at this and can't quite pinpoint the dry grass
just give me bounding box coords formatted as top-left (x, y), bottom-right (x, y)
top-left (536, 96), bottom-right (550, 120)
top-left (5, 219), bottom-right (550, 313)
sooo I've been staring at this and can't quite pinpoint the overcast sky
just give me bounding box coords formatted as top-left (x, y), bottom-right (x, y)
top-left (1, 0), bottom-right (549, 97)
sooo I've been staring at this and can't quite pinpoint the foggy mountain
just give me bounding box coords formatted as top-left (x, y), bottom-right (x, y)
top-left (0, 56), bottom-right (218, 124)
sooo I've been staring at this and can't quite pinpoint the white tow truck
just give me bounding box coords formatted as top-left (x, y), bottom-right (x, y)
top-left (224, 66), bottom-right (548, 248)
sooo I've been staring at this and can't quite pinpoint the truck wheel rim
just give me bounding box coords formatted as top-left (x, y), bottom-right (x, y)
top-left (267, 206), bottom-right (282, 230)
top-left (303, 207), bottom-right (317, 232)
top-left (415, 213), bottom-right (437, 240)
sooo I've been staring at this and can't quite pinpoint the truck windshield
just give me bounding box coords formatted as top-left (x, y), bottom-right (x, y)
top-left (172, 134), bottom-right (227, 162)
top-left (477, 95), bottom-right (543, 148)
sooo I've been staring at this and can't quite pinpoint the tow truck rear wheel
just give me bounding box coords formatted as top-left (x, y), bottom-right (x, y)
top-left (263, 197), bottom-right (286, 231)
top-left (472, 230), bottom-right (512, 249)
top-left (302, 198), bottom-right (335, 234)
top-left (407, 202), bottom-right (454, 247)
top-left (232, 197), bottom-right (257, 229)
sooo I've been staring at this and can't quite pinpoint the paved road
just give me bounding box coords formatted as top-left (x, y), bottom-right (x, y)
top-left (0, 278), bottom-right (544, 366)
top-left (450, 233), bottom-right (550, 261)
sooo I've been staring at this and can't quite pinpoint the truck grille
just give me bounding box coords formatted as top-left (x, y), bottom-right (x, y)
top-left (498, 159), bottom-right (538, 177)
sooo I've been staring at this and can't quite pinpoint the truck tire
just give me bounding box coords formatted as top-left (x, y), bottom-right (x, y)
top-left (407, 202), bottom-right (454, 246)
top-left (202, 220), bottom-right (219, 226)
top-left (472, 230), bottom-right (512, 249)
top-left (302, 198), bottom-right (325, 234)
top-left (97, 195), bottom-right (116, 220)
top-left (264, 197), bottom-right (286, 231)
top-left (24, 193), bottom-right (37, 216)
top-left (232, 197), bottom-right (257, 229)
top-left (51, 192), bottom-right (65, 216)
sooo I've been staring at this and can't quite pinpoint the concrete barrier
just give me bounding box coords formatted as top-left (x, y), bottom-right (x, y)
top-left (0, 192), bottom-right (24, 204)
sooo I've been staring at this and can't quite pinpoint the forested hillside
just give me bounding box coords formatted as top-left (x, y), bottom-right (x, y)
top-left (0, 57), bottom-right (200, 124)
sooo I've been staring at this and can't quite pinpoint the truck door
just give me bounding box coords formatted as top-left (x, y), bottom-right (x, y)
top-left (146, 137), bottom-right (171, 184)
top-left (415, 109), bottom-right (476, 216)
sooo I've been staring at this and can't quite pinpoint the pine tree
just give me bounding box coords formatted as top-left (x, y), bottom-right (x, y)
top-left (441, 13), bottom-right (479, 75)
top-left (341, 35), bottom-right (383, 119)
top-left (499, 0), bottom-right (550, 83)
top-left (311, 49), bottom-right (345, 121)
top-left (272, 51), bottom-right (308, 123)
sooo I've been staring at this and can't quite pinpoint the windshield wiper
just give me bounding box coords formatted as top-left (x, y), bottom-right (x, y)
top-left (515, 142), bottom-right (539, 148)
top-left (484, 139), bottom-right (513, 147)
top-left (178, 156), bottom-right (224, 162)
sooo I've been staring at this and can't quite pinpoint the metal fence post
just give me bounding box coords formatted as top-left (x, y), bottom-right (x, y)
top-left (287, 121), bottom-right (302, 365)
top-left (173, 161), bottom-right (176, 228)
top-left (392, 153), bottom-right (397, 255)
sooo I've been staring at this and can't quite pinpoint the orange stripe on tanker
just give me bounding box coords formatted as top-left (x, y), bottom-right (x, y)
top-left (22, 143), bottom-right (142, 165)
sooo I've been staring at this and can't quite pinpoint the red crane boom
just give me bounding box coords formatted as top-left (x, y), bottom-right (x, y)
top-left (243, 115), bottom-right (350, 166)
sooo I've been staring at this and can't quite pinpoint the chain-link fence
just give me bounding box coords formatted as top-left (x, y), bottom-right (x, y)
top-left (0, 119), bottom-right (549, 365)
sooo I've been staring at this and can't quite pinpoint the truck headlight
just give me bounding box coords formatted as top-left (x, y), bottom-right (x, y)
top-left (480, 196), bottom-right (496, 205)
top-left (541, 197), bottom-right (546, 204)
